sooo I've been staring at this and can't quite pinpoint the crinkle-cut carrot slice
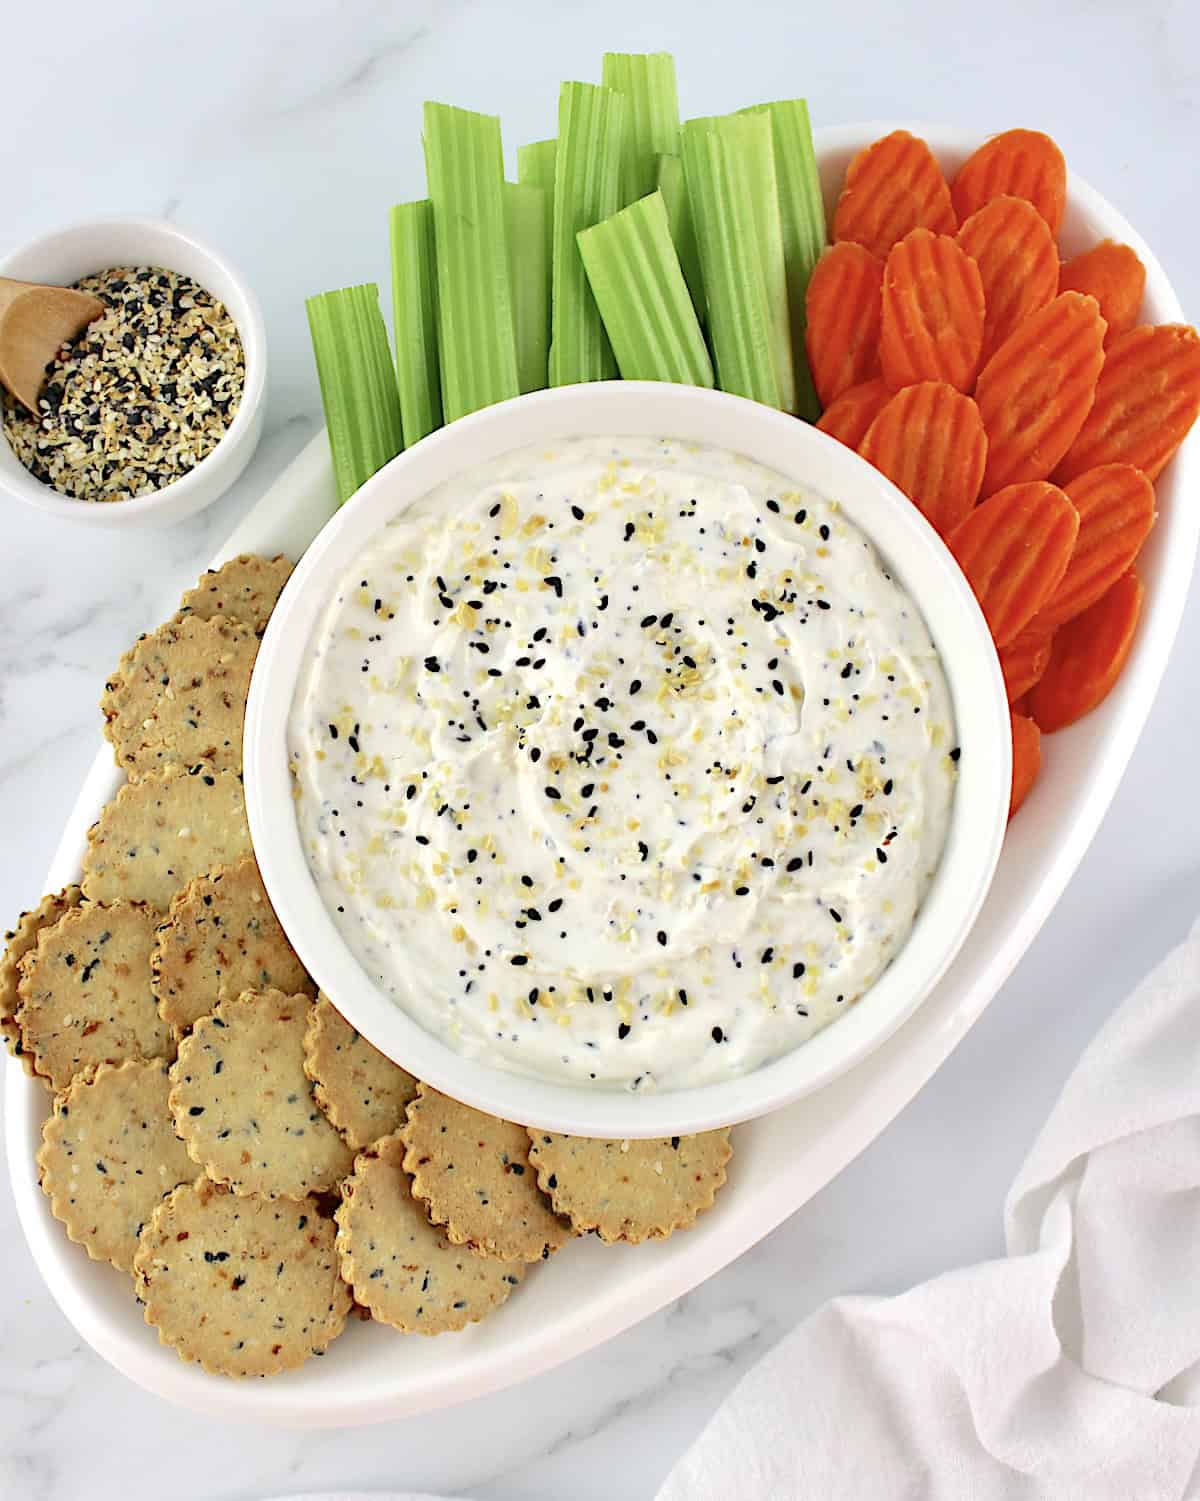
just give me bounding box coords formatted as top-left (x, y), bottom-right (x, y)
top-left (951, 129), bottom-right (1067, 238)
top-left (975, 292), bottom-right (1107, 495)
top-left (999, 624), bottom-right (1054, 703)
top-left (1036, 464), bottom-right (1156, 628)
top-left (858, 381), bottom-right (987, 536)
top-left (1028, 570), bottom-right (1143, 732)
top-left (804, 243), bottom-right (884, 406)
top-left (815, 378), bottom-right (891, 450)
top-left (1055, 323), bottom-right (1200, 484)
top-left (833, 130), bottom-right (956, 260)
top-left (1059, 241), bottom-right (1146, 347)
top-left (879, 229), bottom-right (985, 393)
top-left (1009, 711), bottom-right (1041, 819)
top-left (956, 196), bottom-right (1059, 363)
top-left (946, 480), bottom-right (1078, 647)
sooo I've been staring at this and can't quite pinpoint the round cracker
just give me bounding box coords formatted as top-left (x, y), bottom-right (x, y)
top-left (152, 858), bottom-right (313, 1033)
top-left (1, 884), bottom-right (82, 1073)
top-left (402, 1085), bottom-right (571, 1263)
top-left (175, 553), bottom-right (293, 635)
top-left (133, 1176), bottom-right (350, 1377)
top-left (82, 766), bottom-right (250, 910)
top-left (304, 994), bottom-right (417, 1150)
top-left (336, 1134), bottom-right (524, 1334)
top-left (38, 1058), bottom-right (195, 1271)
top-left (16, 901), bottom-right (175, 1093)
top-left (170, 988), bottom-right (354, 1199)
top-left (101, 615), bottom-right (258, 780)
top-left (526, 1129), bottom-right (733, 1244)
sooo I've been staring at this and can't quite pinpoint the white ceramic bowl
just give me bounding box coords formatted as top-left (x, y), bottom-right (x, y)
top-left (0, 217), bottom-right (266, 528)
top-left (244, 382), bottom-right (1011, 1137)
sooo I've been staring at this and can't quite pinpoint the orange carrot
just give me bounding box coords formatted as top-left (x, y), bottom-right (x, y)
top-left (956, 196), bottom-right (1059, 362)
top-left (805, 243), bottom-right (884, 405)
top-left (975, 292), bottom-right (1107, 495)
top-left (1036, 464), bottom-right (1156, 628)
top-left (833, 130), bottom-right (957, 260)
top-left (1009, 711), bottom-right (1041, 818)
top-left (1059, 241), bottom-right (1146, 346)
top-left (946, 480), bottom-right (1079, 647)
top-left (999, 624), bottom-right (1054, 703)
top-left (1055, 323), bottom-right (1200, 483)
top-left (859, 381), bottom-right (987, 536)
top-left (1029, 571), bottom-right (1143, 732)
top-left (815, 378), bottom-right (892, 450)
top-left (951, 129), bottom-right (1067, 237)
top-left (879, 229), bottom-right (986, 393)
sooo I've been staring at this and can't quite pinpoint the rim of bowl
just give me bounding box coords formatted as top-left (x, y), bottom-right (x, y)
top-left (0, 215), bottom-right (266, 523)
top-left (245, 381), bottom-right (1011, 1137)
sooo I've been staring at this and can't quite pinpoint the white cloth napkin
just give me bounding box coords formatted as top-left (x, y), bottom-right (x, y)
top-left (270, 918), bottom-right (1200, 1501)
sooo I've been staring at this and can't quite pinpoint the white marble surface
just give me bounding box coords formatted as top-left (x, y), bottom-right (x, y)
top-left (2, 2), bottom-right (1198, 1496)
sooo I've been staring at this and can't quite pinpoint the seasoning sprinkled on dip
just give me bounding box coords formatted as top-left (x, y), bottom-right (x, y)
top-left (289, 437), bottom-right (957, 1091)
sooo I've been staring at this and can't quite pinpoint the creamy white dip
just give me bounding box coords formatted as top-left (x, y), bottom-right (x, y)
top-left (288, 436), bottom-right (957, 1092)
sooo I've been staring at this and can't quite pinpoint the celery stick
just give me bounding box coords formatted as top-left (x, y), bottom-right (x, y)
top-left (518, 138), bottom-right (557, 280)
top-left (742, 99), bottom-right (825, 420)
top-left (423, 102), bottom-right (519, 423)
top-left (655, 153), bottom-right (704, 318)
top-left (389, 200), bottom-right (442, 448)
top-left (601, 52), bottom-right (680, 205)
top-left (550, 82), bottom-right (626, 386)
top-left (306, 284), bottom-right (403, 506)
top-left (577, 191), bottom-right (713, 388)
top-left (505, 182), bottom-right (549, 394)
top-left (680, 118), bottom-right (781, 408)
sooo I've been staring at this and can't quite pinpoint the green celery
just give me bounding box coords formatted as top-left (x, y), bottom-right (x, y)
top-left (423, 102), bottom-right (519, 423)
top-left (306, 284), bottom-right (403, 506)
top-left (601, 52), bottom-right (680, 205)
top-left (389, 200), bottom-right (443, 448)
top-left (577, 190), bottom-right (713, 387)
top-left (550, 82), bottom-right (626, 386)
top-left (680, 117), bottom-right (781, 408)
top-left (655, 152), bottom-right (704, 318)
top-left (742, 99), bottom-right (825, 419)
top-left (518, 138), bottom-right (557, 275)
top-left (505, 182), bottom-right (550, 393)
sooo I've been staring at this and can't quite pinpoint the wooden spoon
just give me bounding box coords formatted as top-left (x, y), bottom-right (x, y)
top-left (0, 277), bottom-right (105, 414)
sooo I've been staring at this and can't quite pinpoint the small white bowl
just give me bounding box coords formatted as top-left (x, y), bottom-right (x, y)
top-left (0, 217), bottom-right (266, 528)
top-left (245, 382), bottom-right (1011, 1138)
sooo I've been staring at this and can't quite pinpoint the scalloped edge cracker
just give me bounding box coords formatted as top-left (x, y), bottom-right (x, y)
top-left (1, 885), bottom-right (81, 1074)
top-left (174, 553), bottom-right (293, 635)
top-left (303, 993), bottom-right (417, 1149)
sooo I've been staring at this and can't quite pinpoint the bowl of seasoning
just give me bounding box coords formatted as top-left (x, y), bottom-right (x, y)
top-left (245, 381), bottom-right (1012, 1139)
top-left (0, 217), bottom-right (266, 528)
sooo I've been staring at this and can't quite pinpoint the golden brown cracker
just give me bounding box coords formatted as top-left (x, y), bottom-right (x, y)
top-left (526, 1128), bottom-right (732, 1243)
top-left (402, 1085), bottom-right (571, 1262)
top-left (152, 858), bottom-right (312, 1034)
top-left (101, 615), bottom-right (258, 780)
top-left (37, 1058), bottom-right (195, 1271)
top-left (1, 885), bottom-right (82, 1072)
top-left (336, 1134), bottom-right (524, 1334)
top-left (16, 900), bottom-right (175, 1092)
top-left (170, 988), bottom-right (353, 1199)
top-left (81, 766), bottom-right (250, 910)
top-left (133, 1176), bottom-right (350, 1377)
top-left (175, 553), bottom-right (293, 635)
top-left (303, 994), bottom-right (417, 1150)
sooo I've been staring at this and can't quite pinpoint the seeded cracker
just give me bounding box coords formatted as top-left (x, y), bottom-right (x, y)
top-left (336, 1134), bottom-right (524, 1333)
top-left (38, 1058), bottom-right (195, 1271)
top-left (175, 554), bottom-right (293, 635)
top-left (1, 885), bottom-right (81, 1072)
top-left (304, 994), bottom-right (418, 1149)
top-left (81, 766), bottom-right (250, 910)
top-left (16, 901), bottom-right (175, 1092)
top-left (402, 1085), bottom-right (572, 1262)
top-left (101, 615), bottom-right (259, 780)
top-left (526, 1129), bottom-right (733, 1243)
top-left (133, 1177), bottom-right (350, 1377)
top-left (152, 858), bottom-right (313, 1034)
top-left (170, 989), bottom-right (353, 1198)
